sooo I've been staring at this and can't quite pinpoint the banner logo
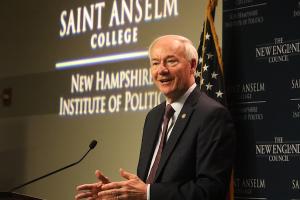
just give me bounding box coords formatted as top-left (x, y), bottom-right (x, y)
top-left (256, 137), bottom-right (300, 162)
top-left (256, 37), bottom-right (300, 63)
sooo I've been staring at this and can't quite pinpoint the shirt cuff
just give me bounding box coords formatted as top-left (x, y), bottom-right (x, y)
top-left (147, 184), bottom-right (150, 200)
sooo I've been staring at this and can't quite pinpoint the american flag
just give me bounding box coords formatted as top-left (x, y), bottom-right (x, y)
top-left (195, 0), bottom-right (227, 106)
top-left (195, 1), bottom-right (233, 200)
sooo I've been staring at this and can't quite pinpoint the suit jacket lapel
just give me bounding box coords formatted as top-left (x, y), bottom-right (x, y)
top-left (139, 103), bottom-right (165, 181)
top-left (154, 88), bottom-right (201, 182)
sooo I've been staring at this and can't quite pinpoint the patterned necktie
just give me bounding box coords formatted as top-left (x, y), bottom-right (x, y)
top-left (146, 104), bottom-right (175, 184)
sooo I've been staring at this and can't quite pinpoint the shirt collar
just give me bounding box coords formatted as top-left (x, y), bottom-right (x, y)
top-left (166, 83), bottom-right (196, 118)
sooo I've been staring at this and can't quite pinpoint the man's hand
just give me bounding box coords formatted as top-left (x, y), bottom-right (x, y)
top-left (98, 169), bottom-right (147, 200)
top-left (75, 170), bottom-right (110, 200)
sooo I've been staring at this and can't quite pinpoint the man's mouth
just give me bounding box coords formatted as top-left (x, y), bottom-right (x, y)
top-left (159, 78), bottom-right (172, 84)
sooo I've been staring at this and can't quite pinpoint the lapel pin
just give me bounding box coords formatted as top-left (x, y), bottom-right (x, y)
top-left (181, 113), bottom-right (187, 119)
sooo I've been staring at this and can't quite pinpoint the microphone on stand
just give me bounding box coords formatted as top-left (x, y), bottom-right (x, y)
top-left (9, 140), bottom-right (98, 192)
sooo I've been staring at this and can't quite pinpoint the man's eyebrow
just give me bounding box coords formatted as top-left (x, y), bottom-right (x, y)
top-left (166, 56), bottom-right (177, 59)
top-left (151, 55), bottom-right (177, 61)
top-left (151, 58), bottom-right (160, 62)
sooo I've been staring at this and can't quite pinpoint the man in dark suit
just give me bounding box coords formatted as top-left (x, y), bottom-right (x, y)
top-left (75, 35), bottom-right (235, 200)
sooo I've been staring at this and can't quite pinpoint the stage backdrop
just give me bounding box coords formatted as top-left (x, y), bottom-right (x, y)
top-left (223, 0), bottom-right (300, 199)
top-left (0, 0), bottom-right (223, 199)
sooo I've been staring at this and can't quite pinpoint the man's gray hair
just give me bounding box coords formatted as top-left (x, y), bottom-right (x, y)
top-left (148, 35), bottom-right (198, 64)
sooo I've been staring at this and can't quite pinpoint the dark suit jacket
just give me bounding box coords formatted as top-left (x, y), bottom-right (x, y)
top-left (137, 87), bottom-right (236, 200)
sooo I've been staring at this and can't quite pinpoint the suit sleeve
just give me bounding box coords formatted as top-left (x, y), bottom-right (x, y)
top-left (149, 107), bottom-right (236, 200)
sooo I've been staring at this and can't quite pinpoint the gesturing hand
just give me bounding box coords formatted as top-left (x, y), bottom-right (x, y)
top-left (98, 168), bottom-right (147, 200)
top-left (75, 170), bottom-right (110, 200)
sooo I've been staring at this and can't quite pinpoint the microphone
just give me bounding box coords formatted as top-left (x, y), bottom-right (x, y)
top-left (9, 140), bottom-right (98, 192)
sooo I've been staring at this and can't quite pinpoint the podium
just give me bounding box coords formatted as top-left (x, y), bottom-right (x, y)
top-left (0, 192), bottom-right (42, 200)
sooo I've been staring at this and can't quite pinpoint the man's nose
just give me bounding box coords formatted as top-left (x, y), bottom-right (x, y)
top-left (157, 63), bottom-right (168, 74)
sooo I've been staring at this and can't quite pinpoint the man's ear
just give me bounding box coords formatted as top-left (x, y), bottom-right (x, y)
top-left (190, 58), bottom-right (197, 74)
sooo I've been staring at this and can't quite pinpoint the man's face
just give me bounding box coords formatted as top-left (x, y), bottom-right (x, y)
top-left (150, 38), bottom-right (195, 102)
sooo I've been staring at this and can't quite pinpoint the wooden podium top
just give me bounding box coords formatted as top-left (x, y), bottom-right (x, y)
top-left (0, 192), bottom-right (43, 200)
